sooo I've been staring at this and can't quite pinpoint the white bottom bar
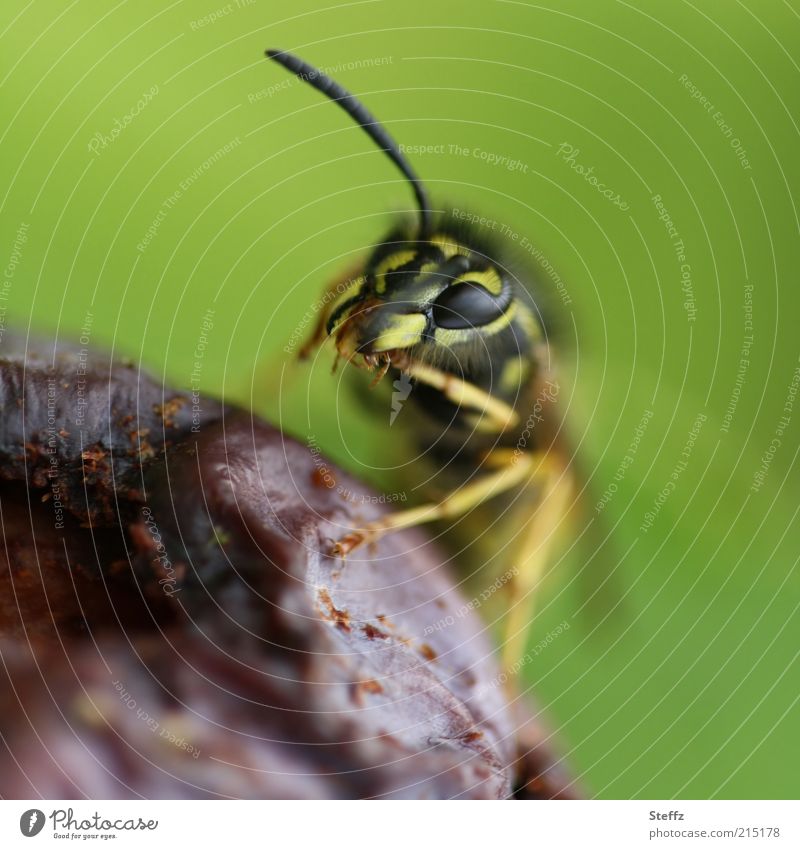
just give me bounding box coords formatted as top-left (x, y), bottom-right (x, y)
top-left (1, 800), bottom-right (796, 847)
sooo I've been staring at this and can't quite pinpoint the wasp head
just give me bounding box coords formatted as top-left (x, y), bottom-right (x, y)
top-left (326, 227), bottom-right (524, 377)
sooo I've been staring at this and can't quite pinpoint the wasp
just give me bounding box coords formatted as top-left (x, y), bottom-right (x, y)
top-left (267, 49), bottom-right (574, 663)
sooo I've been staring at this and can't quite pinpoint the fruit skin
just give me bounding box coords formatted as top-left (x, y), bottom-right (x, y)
top-left (0, 335), bottom-right (576, 799)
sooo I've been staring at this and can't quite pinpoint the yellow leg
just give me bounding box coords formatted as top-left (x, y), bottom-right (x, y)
top-left (332, 451), bottom-right (554, 555)
top-left (401, 361), bottom-right (519, 432)
top-left (501, 460), bottom-right (573, 671)
top-left (297, 314), bottom-right (331, 361)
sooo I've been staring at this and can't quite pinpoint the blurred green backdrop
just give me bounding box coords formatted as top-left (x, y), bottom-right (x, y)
top-left (1, 0), bottom-right (798, 798)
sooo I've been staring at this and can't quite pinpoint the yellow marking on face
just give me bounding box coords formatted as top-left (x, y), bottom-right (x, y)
top-left (378, 260), bottom-right (445, 303)
top-left (430, 234), bottom-right (470, 259)
top-left (434, 300), bottom-right (518, 346)
top-left (369, 312), bottom-right (427, 352)
top-left (453, 267), bottom-right (503, 296)
top-left (391, 261), bottom-right (444, 303)
top-left (326, 276), bottom-right (366, 333)
top-left (373, 250), bottom-right (418, 294)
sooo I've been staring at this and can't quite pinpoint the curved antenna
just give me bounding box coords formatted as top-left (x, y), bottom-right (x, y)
top-left (266, 49), bottom-right (430, 238)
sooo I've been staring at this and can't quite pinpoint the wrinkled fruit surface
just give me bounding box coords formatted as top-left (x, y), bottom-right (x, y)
top-left (0, 335), bottom-right (575, 799)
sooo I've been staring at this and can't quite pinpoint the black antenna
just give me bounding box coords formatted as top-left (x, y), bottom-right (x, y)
top-left (266, 49), bottom-right (430, 238)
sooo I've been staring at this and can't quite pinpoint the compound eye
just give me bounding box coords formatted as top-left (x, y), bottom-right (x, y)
top-left (431, 281), bottom-right (507, 329)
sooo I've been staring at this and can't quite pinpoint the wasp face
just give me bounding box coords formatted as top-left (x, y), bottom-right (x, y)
top-left (325, 229), bottom-right (530, 373)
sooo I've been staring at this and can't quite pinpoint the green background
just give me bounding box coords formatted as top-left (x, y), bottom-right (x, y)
top-left (1, 0), bottom-right (798, 798)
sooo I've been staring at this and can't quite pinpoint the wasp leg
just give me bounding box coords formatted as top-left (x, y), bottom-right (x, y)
top-left (297, 311), bottom-right (331, 361)
top-left (400, 361), bottom-right (519, 432)
top-left (332, 450), bottom-right (554, 556)
top-left (501, 458), bottom-right (573, 671)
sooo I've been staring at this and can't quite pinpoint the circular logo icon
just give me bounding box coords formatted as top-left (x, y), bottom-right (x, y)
top-left (19, 809), bottom-right (46, 837)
